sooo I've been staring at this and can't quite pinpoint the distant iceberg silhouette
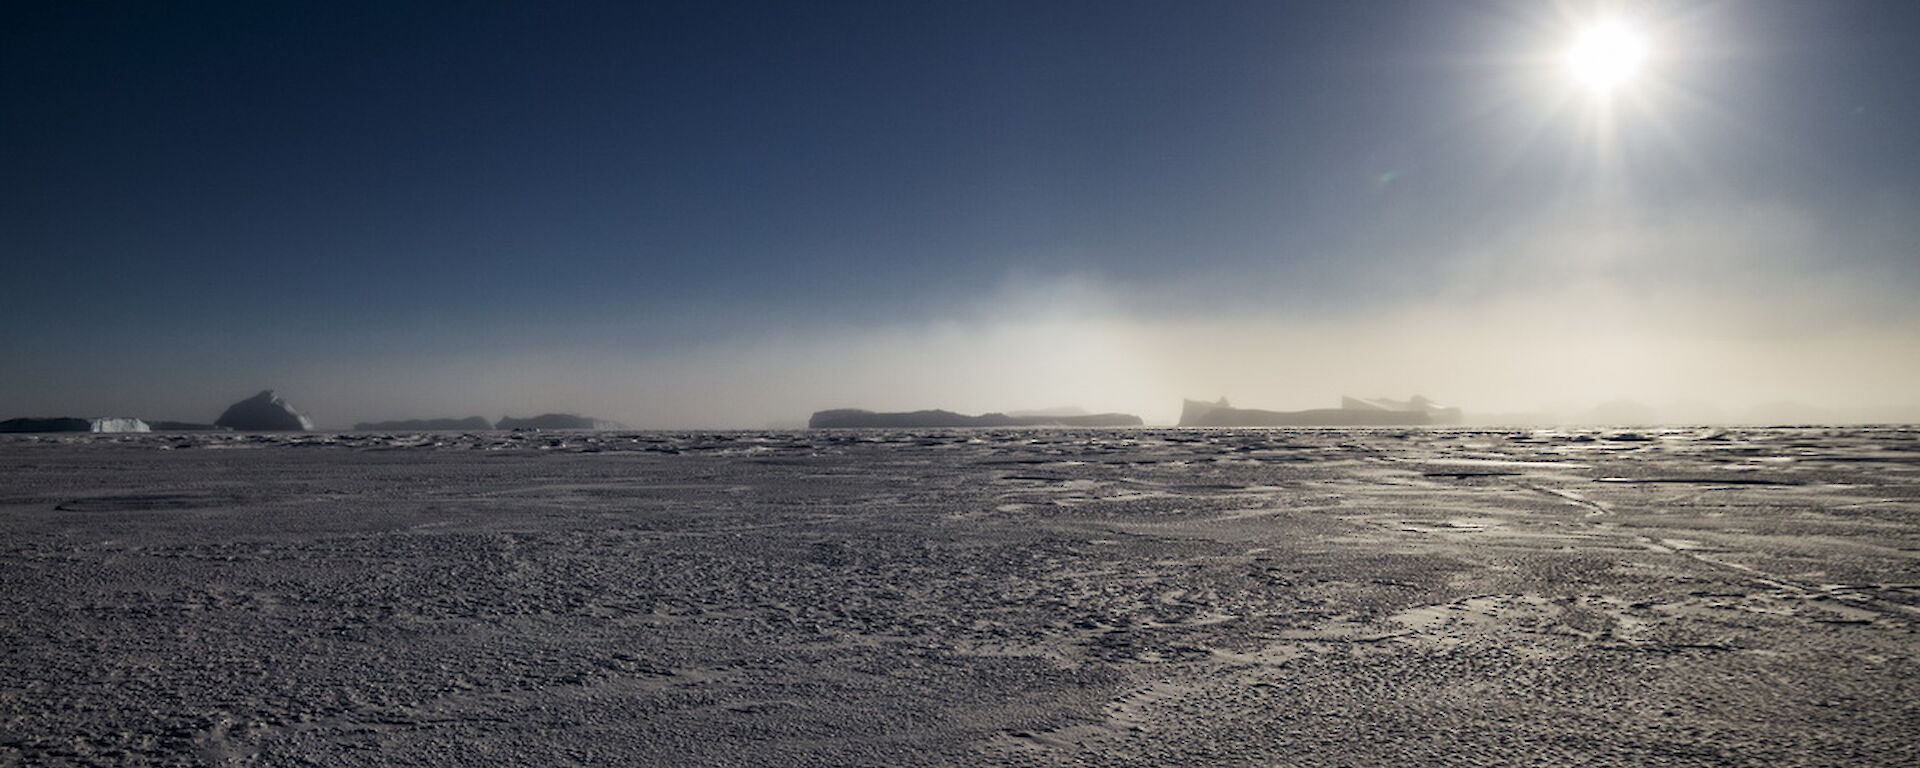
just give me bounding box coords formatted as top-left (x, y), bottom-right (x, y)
top-left (1340, 395), bottom-right (1462, 424)
top-left (353, 417), bottom-right (495, 431)
top-left (809, 409), bottom-right (1143, 429)
top-left (1179, 395), bottom-right (1458, 427)
top-left (497, 414), bottom-right (628, 430)
top-left (147, 421), bottom-right (226, 431)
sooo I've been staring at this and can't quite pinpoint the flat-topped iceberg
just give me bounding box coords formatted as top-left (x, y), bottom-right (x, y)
top-left (0, 417), bottom-right (150, 433)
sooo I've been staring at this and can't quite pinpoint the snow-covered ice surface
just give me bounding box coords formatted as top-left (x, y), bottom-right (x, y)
top-left (2, 427), bottom-right (1917, 766)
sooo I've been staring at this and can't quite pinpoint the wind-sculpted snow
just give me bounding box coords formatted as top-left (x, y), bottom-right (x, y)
top-left (2, 427), bottom-right (1917, 766)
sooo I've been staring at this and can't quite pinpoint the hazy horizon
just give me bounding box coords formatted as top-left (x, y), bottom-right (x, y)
top-left (5, 1), bottom-right (1917, 429)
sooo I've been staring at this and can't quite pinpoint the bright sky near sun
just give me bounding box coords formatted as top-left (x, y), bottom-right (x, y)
top-left (1568, 21), bottom-right (1649, 92)
top-left (3, 1), bottom-right (1918, 426)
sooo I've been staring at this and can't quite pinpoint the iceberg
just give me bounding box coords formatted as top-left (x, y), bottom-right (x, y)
top-left (1178, 396), bottom-right (1446, 427)
top-left (0, 417), bottom-right (151, 433)
top-left (214, 390), bottom-right (315, 431)
top-left (353, 417), bottom-right (495, 431)
top-left (808, 409), bottom-right (1143, 428)
top-left (496, 414), bottom-right (628, 430)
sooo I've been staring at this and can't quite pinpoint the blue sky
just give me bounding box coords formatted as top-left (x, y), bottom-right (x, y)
top-left (5, 1), bottom-right (1918, 426)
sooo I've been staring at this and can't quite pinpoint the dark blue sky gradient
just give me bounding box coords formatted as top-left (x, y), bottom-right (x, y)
top-left (5, 1), bottom-right (1918, 422)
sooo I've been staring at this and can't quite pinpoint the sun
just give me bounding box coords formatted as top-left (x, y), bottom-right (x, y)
top-left (1567, 21), bottom-right (1648, 93)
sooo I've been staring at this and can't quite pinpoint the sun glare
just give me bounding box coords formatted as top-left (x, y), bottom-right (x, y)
top-left (1568, 22), bottom-right (1648, 93)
